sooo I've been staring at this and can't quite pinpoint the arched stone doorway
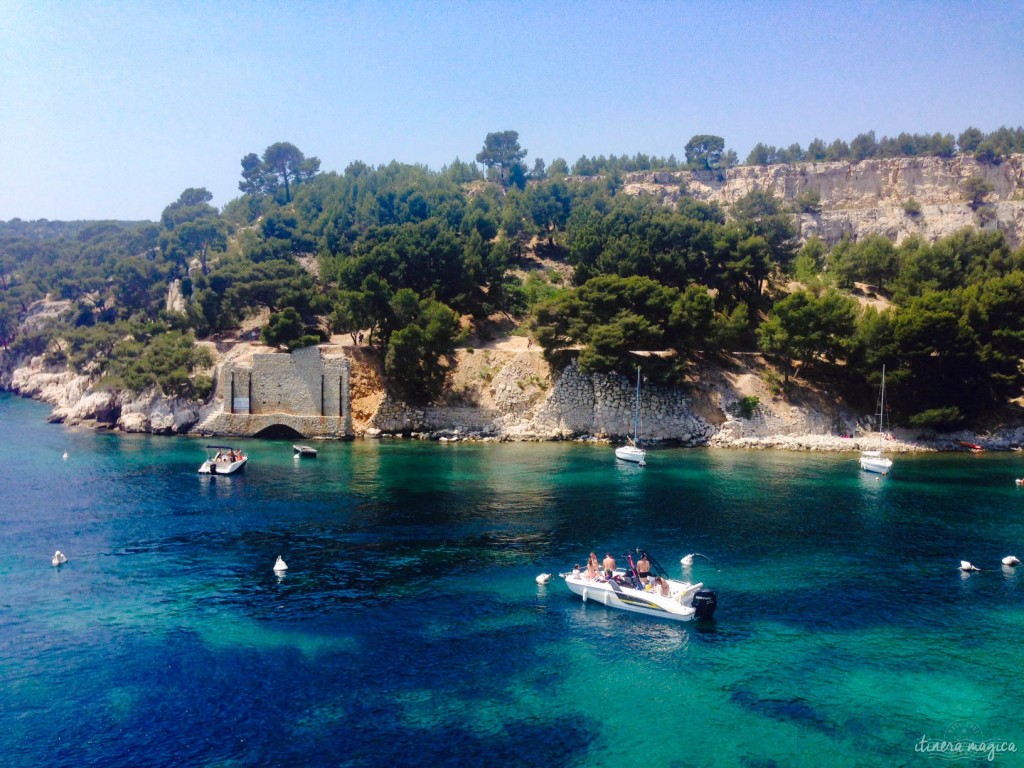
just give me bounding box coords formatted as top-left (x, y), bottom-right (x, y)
top-left (253, 424), bottom-right (306, 440)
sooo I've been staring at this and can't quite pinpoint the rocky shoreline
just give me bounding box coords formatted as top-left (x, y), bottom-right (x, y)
top-left (6, 350), bottom-right (1024, 454)
top-left (5, 354), bottom-right (215, 435)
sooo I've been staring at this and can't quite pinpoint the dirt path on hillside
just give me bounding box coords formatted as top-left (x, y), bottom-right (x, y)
top-left (478, 335), bottom-right (537, 352)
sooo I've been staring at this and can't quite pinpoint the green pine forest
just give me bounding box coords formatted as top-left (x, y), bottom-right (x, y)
top-left (3, 127), bottom-right (1024, 430)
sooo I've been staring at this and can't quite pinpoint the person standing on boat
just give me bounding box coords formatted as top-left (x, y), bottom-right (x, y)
top-left (602, 553), bottom-right (616, 578)
top-left (588, 552), bottom-right (599, 573)
top-left (637, 552), bottom-right (651, 582)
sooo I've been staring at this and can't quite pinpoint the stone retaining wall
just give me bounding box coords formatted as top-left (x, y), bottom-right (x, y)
top-left (203, 346), bottom-right (352, 437)
top-left (367, 358), bottom-right (715, 444)
top-left (522, 361), bottom-right (713, 444)
top-left (195, 412), bottom-right (350, 439)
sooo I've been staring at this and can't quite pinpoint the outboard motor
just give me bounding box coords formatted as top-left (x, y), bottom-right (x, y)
top-left (692, 590), bottom-right (717, 620)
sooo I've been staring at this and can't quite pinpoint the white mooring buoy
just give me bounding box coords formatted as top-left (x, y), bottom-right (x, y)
top-left (273, 556), bottom-right (288, 572)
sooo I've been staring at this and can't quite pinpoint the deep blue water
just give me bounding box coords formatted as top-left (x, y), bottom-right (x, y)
top-left (2, 391), bottom-right (1023, 767)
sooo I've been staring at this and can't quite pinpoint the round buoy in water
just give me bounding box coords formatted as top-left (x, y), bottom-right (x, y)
top-left (535, 573), bottom-right (551, 585)
top-left (1003, 555), bottom-right (1020, 567)
top-left (273, 556), bottom-right (288, 572)
top-left (52, 550), bottom-right (67, 567)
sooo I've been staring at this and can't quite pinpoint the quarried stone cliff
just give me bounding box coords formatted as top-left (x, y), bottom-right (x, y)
top-left (365, 351), bottom-right (722, 446)
top-left (621, 154), bottom-right (1024, 246)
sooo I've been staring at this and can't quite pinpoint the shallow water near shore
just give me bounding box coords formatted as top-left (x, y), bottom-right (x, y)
top-left (3, 392), bottom-right (1023, 766)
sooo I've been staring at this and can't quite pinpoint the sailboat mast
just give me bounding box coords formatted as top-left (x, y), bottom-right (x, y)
top-left (878, 364), bottom-right (886, 448)
top-left (633, 367), bottom-right (641, 443)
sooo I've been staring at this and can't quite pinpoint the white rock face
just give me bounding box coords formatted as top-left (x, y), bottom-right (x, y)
top-left (19, 299), bottom-right (73, 335)
top-left (6, 355), bottom-right (203, 433)
top-left (9, 356), bottom-right (91, 412)
top-left (165, 279), bottom-right (187, 314)
top-left (620, 155), bottom-right (1024, 247)
top-left (364, 356), bottom-right (715, 445)
top-left (117, 389), bottom-right (202, 434)
top-left (63, 390), bottom-right (119, 423)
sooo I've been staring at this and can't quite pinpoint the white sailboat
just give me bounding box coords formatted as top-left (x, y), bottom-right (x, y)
top-left (860, 365), bottom-right (894, 475)
top-left (615, 367), bottom-right (647, 466)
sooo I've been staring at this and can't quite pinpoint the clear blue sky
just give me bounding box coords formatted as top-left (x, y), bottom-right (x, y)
top-left (2, 0), bottom-right (1022, 221)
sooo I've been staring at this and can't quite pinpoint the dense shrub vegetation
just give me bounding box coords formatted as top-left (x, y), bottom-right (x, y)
top-left (3, 129), bottom-right (1024, 421)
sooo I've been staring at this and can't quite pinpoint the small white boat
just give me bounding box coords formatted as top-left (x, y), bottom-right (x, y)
top-left (293, 444), bottom-right (318, 458)
top-left (860, 450), bottom-right (893, 475)
top-left (562, 552), bottom-right (716, 622)
top-left (615, 367), bottom-right (647, 466)
top-left (614, 444), bottom-right (646, 464)
top-left (273, 556), bottom-right (288, 572)
top-left (52, 550), bottom-right (68, 567)
top-left (198, 445), bottom-right (248, 475)
top-left (860, 365), bottom-right (893, 475)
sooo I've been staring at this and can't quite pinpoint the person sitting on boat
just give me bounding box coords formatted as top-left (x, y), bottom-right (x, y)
top-left (652, 577), bottom-right (670, 597)
top-left (602, 553), bottom-right (616, 578)
top-left (637, 552), bottom-right (651, 582)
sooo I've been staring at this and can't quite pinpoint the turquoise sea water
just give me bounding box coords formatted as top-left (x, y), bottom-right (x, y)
top-left (2, 391), bottom-right (1023, 767)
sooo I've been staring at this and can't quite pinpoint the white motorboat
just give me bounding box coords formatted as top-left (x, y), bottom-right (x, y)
top-left (198, 445), bottom-right (248, 475)
top-left (293, 444), bottom-right (318, 458)
top-left (860, 365), bottom-right (893, 475)
top-left (562, 552), bottom-right (716, 622)
top-left (616, 367), bottom-right (646, 466)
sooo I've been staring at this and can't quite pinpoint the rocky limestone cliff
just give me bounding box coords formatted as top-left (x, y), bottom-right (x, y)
top-left (620, 154), bottom-right (1024, 246)
top-left (7, 353), bottom-right (213, 434)
top-left (357, 346), bottom-right (871, 447)
top-left (9, 338), bottom-right (1024, 453)
top-left (7, 156), bottom-right (1024, 448)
